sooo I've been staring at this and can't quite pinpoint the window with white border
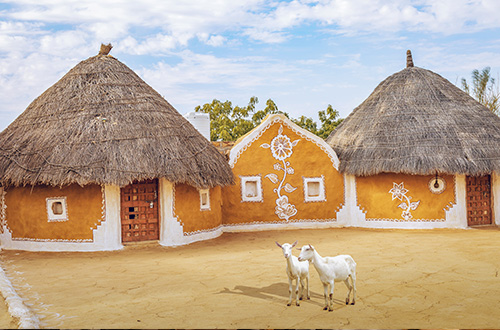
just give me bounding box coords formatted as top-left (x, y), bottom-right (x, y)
top-left (303, 176), bottom-right (326, 202)
top-left (241, 175), bottom-right (263, 202)
top-left (199, 189), bottom-right (211, 211)
top-left (46, 197), bottom-right (68, 222)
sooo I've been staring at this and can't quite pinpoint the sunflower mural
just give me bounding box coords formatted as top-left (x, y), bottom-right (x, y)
top-left (261, 125), bottom-right (300, 221)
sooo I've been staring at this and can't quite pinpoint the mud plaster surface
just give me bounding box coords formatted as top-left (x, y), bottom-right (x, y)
top-left (1, 227), bottom-right (499, 329)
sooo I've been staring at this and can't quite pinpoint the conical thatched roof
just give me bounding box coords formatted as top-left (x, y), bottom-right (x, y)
top-left (327, 50), bottom-right (500, 177)
top-left (0, 45), bottom-right (234, 188)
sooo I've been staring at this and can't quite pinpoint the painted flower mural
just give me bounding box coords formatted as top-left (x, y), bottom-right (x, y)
top-left (389, 182), bottom-right (421, 221)
top-left (261, 125), bottom-right (300, 221)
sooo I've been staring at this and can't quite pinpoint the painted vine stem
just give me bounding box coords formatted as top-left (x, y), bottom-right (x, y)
top-left (261, 125), bottom-right (300, 221)
top-left (389, 182), bottom-right (421, 220)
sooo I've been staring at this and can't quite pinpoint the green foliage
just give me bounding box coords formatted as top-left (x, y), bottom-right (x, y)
top-left (195, 97), bottom-right (343, 141)
top-left (461, 67), bottom-right (499, 114)
top-left (317, 104), bottom-right (344, 139)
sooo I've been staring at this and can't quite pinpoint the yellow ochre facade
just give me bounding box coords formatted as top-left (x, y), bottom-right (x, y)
top-left (356, 173), bottom-right (456, 222)
top-left (223, 114), bottom-right (344, 228)
top-left (2, 184), bottom-right (103, 242)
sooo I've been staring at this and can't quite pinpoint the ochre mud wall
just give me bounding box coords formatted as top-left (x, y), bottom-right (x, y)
top-left (174, 184), bottom-right (223, 234)
top-left (223, 121), bottom-right (344, 225)
top-left (356, 173), bottom-right (456, 221)
top-left (4, 184), bottom-right (103, 241)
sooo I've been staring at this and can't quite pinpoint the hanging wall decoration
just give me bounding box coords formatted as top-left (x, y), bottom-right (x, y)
top-left (261, 125), bottom-right (300, 221)
top-left (389, 182), bottom-right (421, 221)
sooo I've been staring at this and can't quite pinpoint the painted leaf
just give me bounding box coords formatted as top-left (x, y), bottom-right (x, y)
top-left (283, 183), bottom-right (297, 193)
top-left (278, 125), bottom-right (283, 135)
top-left (291, 139), bottom-right (300, 146)
top-left (397, 202), bottom-right (407, 210)
top-left (265, 173), bottom-right (279, 184)
top-left (260, 143), bottom-right (271, 149)
top-left (410, 200), bottom-right (421, 210)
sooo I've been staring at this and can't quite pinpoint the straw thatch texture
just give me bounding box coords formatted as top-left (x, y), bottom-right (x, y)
top-left (327, 65), bottom-right (500, 176)
top-left (0, 54), bottom-right (234, 188)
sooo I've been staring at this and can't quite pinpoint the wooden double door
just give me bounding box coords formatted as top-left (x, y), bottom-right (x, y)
top-left (466, 175), bottom-right (492, 226)
top-left (120, 179), bottom-right (159, 242)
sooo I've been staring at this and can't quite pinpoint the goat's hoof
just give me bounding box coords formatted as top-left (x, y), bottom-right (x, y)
top-left (323, 306), bottom-right (328, 310)
top-left (287, 303), bottom-right (291, 306)
top-left (299, 297), bottom-right (303, 300)
top-left (307, 297), bottom-right (311, 300)
top-left (296, 303), bottom-right (300, 306)
top-left (328, 308), bottom-right (333, 312)
top-left (345, 300), bottom-right (349, 305)
top-left (350, 302), bottom-right (355, 305)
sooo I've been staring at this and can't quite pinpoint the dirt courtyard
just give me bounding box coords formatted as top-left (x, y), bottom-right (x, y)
top-left (1, 227), bottom-right (499, 329)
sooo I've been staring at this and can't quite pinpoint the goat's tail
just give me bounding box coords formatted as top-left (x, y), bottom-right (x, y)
top-left (344, 255), bottom-right (357, 274)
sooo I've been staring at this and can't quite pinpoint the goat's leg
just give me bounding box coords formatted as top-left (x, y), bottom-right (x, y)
top-left (295, 278), bottom-right (300, 306)
top-left (299, 277), bottom-right (305, 301)
top-left (306, 275), bottom-right (310, 300)
top-left (322, 283), bottom-right (329, 310)
top-left (287, 277), bottom-right (293, 306)
top-left (351, 272), bottom-right (357, 305)
top-left (343, 278), bottom-right (352, 305)
top-left (328, 282), bottom-right (334, 311)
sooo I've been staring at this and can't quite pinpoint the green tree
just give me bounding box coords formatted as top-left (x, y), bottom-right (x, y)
top-left (317, 104), bottom-right (344, 139)
top-left (195, 97), bottom-right (343, 141)
top-left (195, 97), bottom-right (288, 141)
top-left (292, 116), bottom-right (318, 135)
top-left (461, 67), bottom-right (499, 114)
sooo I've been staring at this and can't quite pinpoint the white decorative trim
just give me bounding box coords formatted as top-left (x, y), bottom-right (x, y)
top-left (46, 196), bottom-right (69, 222)
top-left (303, 176), bottom-right (326, 202)
top-left (240, 175), bottom-right (263, 203)
top-left (429, 176), bottom-right (446, 194)
top-left (0, 187), bottom-right (6, 234)
top-left (0, 265), bottom-right (40, 328)
top-left (199, 189), bottom-right (211, 211)
top-left (229, 114), bottom-right (339, 170)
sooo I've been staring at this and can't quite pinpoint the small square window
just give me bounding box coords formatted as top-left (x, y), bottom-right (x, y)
top-left (241, 175), bottom-right (263, 202)
top-left (46, 197), bottom-right (68, 222)
top-left (199, 189), bottom-right (210, 211)
top-left (303, 177), bottom-right (326, 202)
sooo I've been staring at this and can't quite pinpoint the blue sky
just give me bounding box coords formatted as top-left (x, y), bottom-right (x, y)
top-left (1, 0), bottom-right (500, 131)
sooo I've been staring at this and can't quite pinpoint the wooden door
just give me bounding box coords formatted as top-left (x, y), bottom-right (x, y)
top-left (466, 175), bottom-right (492, 226)
top-left (121, 179), bottom-right (159, 242)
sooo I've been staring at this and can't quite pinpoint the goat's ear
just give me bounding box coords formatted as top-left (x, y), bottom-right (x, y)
top-left (291, 240), bottom-right (298, 248)
top-left (275, 241), bottom-right (282, 248)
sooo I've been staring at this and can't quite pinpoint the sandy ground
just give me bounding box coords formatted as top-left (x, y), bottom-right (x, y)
top-left (0, 294), bottom-right (16, 328)
top-left (0, 227), bottom-right (499, 329)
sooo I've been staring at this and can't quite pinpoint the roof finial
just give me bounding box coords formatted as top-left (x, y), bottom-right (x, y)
top-left (99, 43), bottom-right (113, 56)
top-left (406, 50), bottom-right (414, 68)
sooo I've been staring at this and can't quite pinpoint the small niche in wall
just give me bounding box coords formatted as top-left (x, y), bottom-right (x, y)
top-left (240, 175), bottom-right (263, 202)
top-left (199, 189), bottom-right (210, 211)
top-left (46, 197), bottom-right (68, 222)
top-left (303, 176), bottom-right (326, 202)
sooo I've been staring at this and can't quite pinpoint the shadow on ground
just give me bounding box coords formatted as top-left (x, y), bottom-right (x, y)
top-left (217, 282), bottom-right (332, 307)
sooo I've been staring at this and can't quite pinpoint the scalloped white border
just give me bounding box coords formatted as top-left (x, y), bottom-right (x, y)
top-left (229, 114), bottom-right (339, 170)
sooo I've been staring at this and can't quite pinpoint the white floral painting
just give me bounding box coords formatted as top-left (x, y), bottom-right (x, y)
top-left (388, 182), bottom-right (421, 221)
top-left (261, 125), bottom-right (299, 221)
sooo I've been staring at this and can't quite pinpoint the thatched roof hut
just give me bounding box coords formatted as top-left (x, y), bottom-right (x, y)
top-left (0, 45), bottom-right (234, 189)
top-left (327, 50), bottom-right (500, 177)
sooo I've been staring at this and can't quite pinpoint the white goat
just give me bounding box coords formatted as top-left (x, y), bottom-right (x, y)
top-left (298, 244), bottom-right (356, 311)
top-left (276, 241), bottom-right (310, 306)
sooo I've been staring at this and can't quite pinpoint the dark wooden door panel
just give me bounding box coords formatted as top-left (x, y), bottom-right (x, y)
top-left (121, 179), bottom-right (159, 242)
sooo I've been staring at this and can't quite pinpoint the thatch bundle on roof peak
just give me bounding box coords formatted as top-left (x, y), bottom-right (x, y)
top-left (0, 48), bottom-right (234, 189)
top-left (327, 51), bottom-right (500, 177)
